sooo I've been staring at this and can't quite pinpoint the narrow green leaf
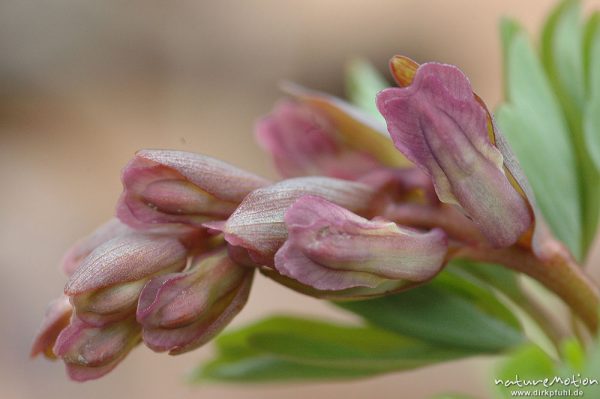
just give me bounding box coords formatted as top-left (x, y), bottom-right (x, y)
top-left (193, 354), bottom-right (379, 383)
top-left (540, 0), bottom-right (600, 256)
top-left (345, 58), bottom-right (388, 119)
top-left (541, 0), bottom-right (585, 116)
top-left (192, 315), bottom-right (469, 383)
top-left (336, 281), bottom-right (524, 353)
top-left (584, 14), bottom-right (600, 171)
top-left (497, 22), bottom-right (582, 258)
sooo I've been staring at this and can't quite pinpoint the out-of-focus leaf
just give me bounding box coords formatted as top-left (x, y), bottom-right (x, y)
top-left (540, 0), bottom-right (600, 256)
top-left (193, 354), bottom-right (380, 383)
top-left (191, 316), bottom-right (469, 383)
top-left (434, 265), bottom-right (521, 331)
top-left (245, 317), bottom-right (466, 370)
top-left (541, 0), bottom-right (585, 118)
top-left (497, 19), bottom-right (582, 258)
top-left (559, 338), bottom-right (585, 373)
top-left (336, 279), bottom-right (524, 353)
top-left (584, 14), bottom-right (600, 171)
top-left (493, 344), bottom-right (556, 398)
top-left (345, 58), bottom-right (388, 120)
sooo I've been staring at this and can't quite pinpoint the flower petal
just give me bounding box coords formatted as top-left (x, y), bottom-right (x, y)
top-left (65, 233), bottom-right (188, 322)
top-left (217, 177), bottom-right (377, 265)
top-left (376, 62), bottom-right (532, 247)
top-left (117, 150), bottom-right (270, 229)
top-left (30, 296), bottom-right (73, 359)
top-left (274, 195), bottom-right (447, 290)
top-left (256, 99), bottom-right (381, 179)
top-left (61, 219), bottom-right (134, 276)
top-left (138, 251), bottom-right (253, 354)
top-left (54, 318), bottom-right (140, 374)
top-left (282, 82), bottom-right (409, 167)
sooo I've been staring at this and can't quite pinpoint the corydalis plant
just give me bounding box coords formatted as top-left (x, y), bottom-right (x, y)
top-left (32, 1), bottom-right (600, 394)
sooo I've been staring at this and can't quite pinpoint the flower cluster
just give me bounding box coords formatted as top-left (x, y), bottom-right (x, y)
top-left (32, 55), bottom-right (541, 381)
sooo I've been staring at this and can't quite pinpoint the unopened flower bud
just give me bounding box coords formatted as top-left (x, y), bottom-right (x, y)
top-left (30, 296), bottom-right (72, 359)
top-left (53, 317), bottom-right (141, 382)
top-left (207, 176), bottom-right (377, 266)
top-left (61, 219), bottom-right (133, 276)
top-left (65, 233), bottom-right (188, 325)
top-left (117, 150), bottom-right (270, 229)
top-left (256, 100), bottom-right (380, 179)
top-left (274, 195), bottom-right (447, 291)
top-left (376, 58), bottom-right (533, 247)
top-left (137, 249), bottom-right (253, 354)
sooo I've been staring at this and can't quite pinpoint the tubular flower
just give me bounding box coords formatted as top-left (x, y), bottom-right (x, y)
top-left (117, 150), bottom-right (270, 229)
top-left (207, 176), bottom-right (378, 266)
top-left (65, 233), bottom-right (189, 326)
top-left (52, 316), bottom-right (141, 382)
top-left (137, 249), bottom-right (253, 354)
top-left (274, 195), bottom-right (447, 291)
top-left (255, 99), bottom-right (381, 179)
top-left (376, 57), bottom-right (534, 248)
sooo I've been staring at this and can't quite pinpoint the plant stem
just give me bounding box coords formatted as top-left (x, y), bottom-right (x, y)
top-left (457, 244), bottom-right (600, 334)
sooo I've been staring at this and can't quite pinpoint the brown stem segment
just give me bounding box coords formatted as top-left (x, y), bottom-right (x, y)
top-left (457, 244), bottom-right (600, 334)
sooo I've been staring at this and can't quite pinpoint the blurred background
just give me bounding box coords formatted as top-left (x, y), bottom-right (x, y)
top-left (2, 1), bottom-right (600, 398)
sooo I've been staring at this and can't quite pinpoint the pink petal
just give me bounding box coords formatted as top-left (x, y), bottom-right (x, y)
top-left (274, 195), bottom-right (447, 291)
top-left (376, 62), bottom-right (532, 247)
top-left (220, 177), bottom-right (377, 265)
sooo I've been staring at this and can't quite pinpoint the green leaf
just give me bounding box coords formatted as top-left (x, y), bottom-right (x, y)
top-left (430, 395), bottom-right (479, 399)
top-left (336, 279), bottom-right (524, 353)
top-left (192, 316), bottom-right (469, 383)
top-left (247, 317), bottom-right (466, 370)
top-left (345, 58), bottom-right (388, 119)
top-left (540, 0), bottom-right (600, 256)
top-left (194, 354), bottom-right (379, 383)
top-left (434, 264), bottom-right (522, 331)
top-left (541, 0), bottom-right (585, 117)
top-left (493, 344), bottom-right (556, 398)
top-left (497, 20), bottom-right (582, 258)
top-left (584, 14), bottom-right (600, 171)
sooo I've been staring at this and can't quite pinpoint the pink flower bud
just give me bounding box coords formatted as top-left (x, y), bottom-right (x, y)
top-left (53, 317), bottom-right (141, 382)
top-left (117, 150), bottom-right (270, 229)
top-left (30, 296), bottom-right (72, 359)
top-left (274, 195), bottom-right (447, 291)
top-left (65, 233), bottom-right (188, 325)
top-left (256, 100), bottom-right (380, 179)
top-left (61, 219), bottom-right (134, 276)
top-left (376, 59), bottom-right (533, 247)
top-left (208, 176), bottom-right (378, 266)
top-left (137, 250), bottom-right (253, 354)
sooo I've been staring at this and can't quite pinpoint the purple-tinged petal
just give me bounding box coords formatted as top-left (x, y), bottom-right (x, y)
top-left (65, 233), bottom-right (188, 323)
top-left (117, 150), bottom-right (270, 229)
top-left (217, 177), bottom-right (377, 266)
top-left (282, 82), bottom-right (410, 168)
top-left (256, 100), bottom-right (381, 179)
top-left (274, 195), bottom-right (447, 291)
top-left (53, 317), bottom-right (140, 381)
top-left (376, 62), bottom-right (532, 247)
top-left (61, 219), bottom-right (133, 276)
top-left (30, 296), bottom-right (72, 359)
top-left (137, 250), bottom-right (253, 354)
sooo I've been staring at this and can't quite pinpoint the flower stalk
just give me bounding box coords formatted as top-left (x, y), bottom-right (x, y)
top-left (456, 243), bottom-right (600, 334)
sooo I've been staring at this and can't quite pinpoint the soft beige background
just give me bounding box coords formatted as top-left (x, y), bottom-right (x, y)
top-left (2, 1), bottom-right (600, 398)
